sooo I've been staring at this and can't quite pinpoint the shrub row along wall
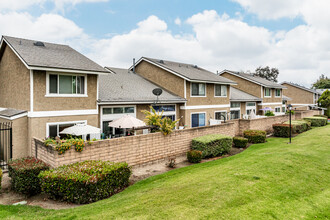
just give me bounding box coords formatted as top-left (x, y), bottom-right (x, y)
top-left (33, 122), bottom-right (236, 168)
top-left (33, 110), bottom-right (322, 168)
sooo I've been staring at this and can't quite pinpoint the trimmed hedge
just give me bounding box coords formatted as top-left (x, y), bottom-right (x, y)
top-left (8, 157), bottom-right (49, 195)
top-left (243, 130), bottom-right (266, 143)
top-left (39, 160), bottom-right (131, 204)
top-left (191, 134), bottom-right (232, 158)
top-left (187, 150), bottom-right (202, 163)
top-left (304, 117), bottom-right (327, 127)
top-left (273, 124), bottom-right (292, 137)
top-left (233, 137), bottom-right (248, 148)
top-left (313, 115), bottom-right (328, 119)
top-left (284, 120), bottom-right (311, 133)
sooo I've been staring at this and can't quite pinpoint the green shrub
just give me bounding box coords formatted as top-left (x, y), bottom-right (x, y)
top-left (286, 110), bottom-right (295, 115)
top-left (303, 117), bottom-right (327, 127)
top-left (313, 115), bottom-right (328, 119)
top-left (265, 111), bottom-right (275, 117)
top-left (283, 120), bottom-right (311, 133)
top-left (0, 169), bottom-right (2, 191)
top-left (8, 157), bottom-right (49, 195)
top-left (39, 160), bottom-right (131, 204)
top-left (191, 134), bottom-right (232, 158)
top-left (273, 124), bottom-right (292, 137)
top-left (243, 130), bottom-right (267, 143)
top-left (233, 137), bottom-right (248, 148)
top-left (187, 150), bottom-right (202, 163)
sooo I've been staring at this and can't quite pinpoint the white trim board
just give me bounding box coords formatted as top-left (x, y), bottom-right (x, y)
top-left (291, 103), bottom-right (316, 106)
top-left (180, 104), bottom-right (230, 110)
top-left (258, 102), bottom-right (282, 106)
top-left (28, 109), bottom-right (98, 118)
top-left (98, 100), bottom-right (186, 105)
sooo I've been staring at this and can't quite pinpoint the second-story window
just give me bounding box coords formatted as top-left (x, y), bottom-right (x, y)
top-left (191, 83), bottom-right (206, 96)
top-left (49, 74), bottom-right (86, 95)
top-left (264, 88), bottom-right (271, 97)
top-left (215, 85), bottom-right (227, 97)
top-left (275, 89), bottom-right (281, 97)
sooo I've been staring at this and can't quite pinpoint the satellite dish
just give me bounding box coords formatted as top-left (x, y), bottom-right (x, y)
top-left (152, 88), bottom-right (163, 96)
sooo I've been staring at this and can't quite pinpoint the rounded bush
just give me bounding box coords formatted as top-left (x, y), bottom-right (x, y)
top-left (187, 150), bottom-right (202, 163)
top-left (304, 117), bottom-right (327, 127)
top-left (192, 134), bottom-right (233, 158)
top-left (243, 130), bottom-right (266, 143)
top-left (8, 157), bottom-right (49, 196)
top-left (233, 137), bottom-right (248, 148)
top-left (265, 111), bottom-right (275, 117)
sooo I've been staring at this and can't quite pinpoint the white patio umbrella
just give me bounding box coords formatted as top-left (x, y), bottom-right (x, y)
top-left (108, 115), bottom-right (146, 129)
top-left (249, 110), bottom-right (257, 119)
top-left (60, 124), bottom-right (101, 136)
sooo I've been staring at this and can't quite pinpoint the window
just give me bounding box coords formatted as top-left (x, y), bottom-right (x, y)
top-left (215, 112), bottom-right (226, 121)
top-left (275, 107), bottom-right (281, 112)
top-left (230, 110), bottom-right (240, 119)
top-left (264, 88), bottom-right (271, 97)
top-left (191, 113), bottom-right (206, 127)
top-left (102, 107), bottom-right (135, 115)
top-left (275, 89), bottom-right (281, 97)
top-left (153, 105), bottom-right (175, 112)
top-left (49, 74), bottom-right (85, 95)
top-left (215, 85), bottom-right (227, 97)
top-left (47, 121), bottom-right (86, 138)
top-left (247, 102), bottom-right (256, 107)
top-left (246, 109), bottom-right (256, 115)
top-left (282, 100), bottom-right (286, 105)
top-left (191, 83), bottom-right (206, 96)
top-left (282, 107), bottom-right (286, 112)
top-left (230, 102), bottom-right (240, 108)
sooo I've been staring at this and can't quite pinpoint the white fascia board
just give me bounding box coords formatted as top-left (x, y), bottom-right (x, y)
top-left (28, 109), bottom-right (98, 118)
top-left (180, 104), bottom-right (230, 110)
top-left (291, 103), bottom-right (316, 106)
top-left (189, 80), bottom-right (237, 85)
top-left (31, 66), bottom-right (108, 75)
top-left (98, 100), bottom-right (186, 105)
top-left (258, 102), bottom-right (282, 106)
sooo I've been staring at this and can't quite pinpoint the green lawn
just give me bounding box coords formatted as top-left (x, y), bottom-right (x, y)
top-left (1, 125), bottom-right (330, 219)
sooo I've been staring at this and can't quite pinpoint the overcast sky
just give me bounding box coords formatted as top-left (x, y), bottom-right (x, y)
top-left (0, 0), bottom-right (329, 87)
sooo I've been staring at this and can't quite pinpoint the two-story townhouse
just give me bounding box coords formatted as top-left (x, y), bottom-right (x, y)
top-left (132, 57), bottom-right (237, 128)
top-left (98, 67), bottom-right (186, 137)
top-left (281, 82), bottom-right (321, 110)
top-left (0, 36), bottom-right (108, 158)
top-left (219, 70), bottom-right (286, 115)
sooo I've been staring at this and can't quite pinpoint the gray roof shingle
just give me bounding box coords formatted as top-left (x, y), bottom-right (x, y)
top-left (281, 81), bottom-right (319, 94)
top-left (220, 70), bottom-right (285, 89)
top-left (0, 108), bottom-right (27, 118)
top-left (1, 36), bottom-right (108, 73)
top-left (138, 57), bottom-right (236, 84)
top-left (230, 87), bottom-right (262, 102)
top-left (98, 67), bottom-right (186, 103)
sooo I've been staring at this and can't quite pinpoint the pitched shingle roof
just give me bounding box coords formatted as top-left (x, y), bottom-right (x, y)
top-left (281, 81), bottom-right (319, 94)
top-left (220, 70), bottom-right (285, 89)
top-left (134, 57), bottom-right (236, 84)
top-left (230, 87), bottom-right (262, 102)
top-left (98, 67), bottom-right (186, 104)
top-left (1, 35), bottom-right (108, 74)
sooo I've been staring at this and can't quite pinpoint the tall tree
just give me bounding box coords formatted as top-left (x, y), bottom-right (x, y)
top-left (254, 66), bottom-right (279, 82)
top-left (317, 89), bottom-right (330, 117)
top-left (312, 74), bottom-right (330, 89)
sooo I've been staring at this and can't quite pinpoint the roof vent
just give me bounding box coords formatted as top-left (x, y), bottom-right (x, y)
top-left (33, 41), bottom-right (45, 47)
top-left (159, 60), bottom-right (164, 64)
top-left (194, 65), bottom-right (198, 68)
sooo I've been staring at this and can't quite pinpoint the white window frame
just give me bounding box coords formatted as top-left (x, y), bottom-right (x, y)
top-left (214, 84), bottom-right (227, 97)
top-left (214, 110), bottom-right (227, 121)
top-left (191, 112), bottom-right (206, 127)
top-left (274, 107), bottom-right (281, 113)
top-left (230, 110), bottom-right (240, 120)
top-left (264, 88), bottom-right (271, 97)
top-left (45, 72), bottom-right (88, 97)
top-left (246, 102), bottom-right (257, 115)
top-left (151, 104), bottom-right (176, 120)
top-left (191, 82), bottom-right (206, 97)
top-left (46, 120), bottom-right (87, 138)
top-left (275, 89), bottom-right (281, 97)
top-left (100, 105), bottom-right (137, 132)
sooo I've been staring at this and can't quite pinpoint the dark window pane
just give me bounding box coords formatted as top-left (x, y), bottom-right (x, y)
top-left (103, 108), bottom-right (112, 114)
top-left (79, 76), bottom-right (85, 94)
top-left (113, 107), bottom-right (124, 114)
top-left (192, 83), bottom-right (199, 96)
top-left (49, 125), bottom-right (57, 138)
top-left (215, 112), bottom-right (226, 120)
top-left (49, 75), bottom-right (58, 94)
top-left (72, 76), bottom-right (76, 94)
top-left (191, 114), bottom-right (199, 127)
top-left (124, 107), bottom-right (135, 113)
top-left (59, 75), bottom-right (73, 94)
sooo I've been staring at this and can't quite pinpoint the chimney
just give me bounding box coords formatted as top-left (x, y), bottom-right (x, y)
top-left (133, 58), bottom-right (136, 74)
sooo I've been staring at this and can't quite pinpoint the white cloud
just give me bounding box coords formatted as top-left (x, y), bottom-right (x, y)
top-left (174, 17), bottom-right (181, 26)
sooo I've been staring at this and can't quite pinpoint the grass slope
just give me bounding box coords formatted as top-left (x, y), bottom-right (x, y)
top-left (1, 125), bottom-right (330, 219)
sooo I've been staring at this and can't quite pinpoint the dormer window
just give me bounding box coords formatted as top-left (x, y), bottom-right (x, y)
top-left (191, 83), bottom-right (206, 97)
top-left (47, 73), bottom-right (87, 97)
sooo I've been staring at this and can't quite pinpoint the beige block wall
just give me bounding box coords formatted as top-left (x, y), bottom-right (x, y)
top-left (0, 116), bottom-right (29, 159)
top-left (0, 44), bottom-right (30, 110)
top-left (33, 71), bottom-right (98, 111)
top-left (221, 72), bottom-right (262, 98)
top-left (135, 60), bottom-right (185, 98)
top-left (282, 83), bottom-right (314, 105)
top-left (262, 88), bottom-right (283, 103)
top-left (186, 82), bottom-right (230, 106)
